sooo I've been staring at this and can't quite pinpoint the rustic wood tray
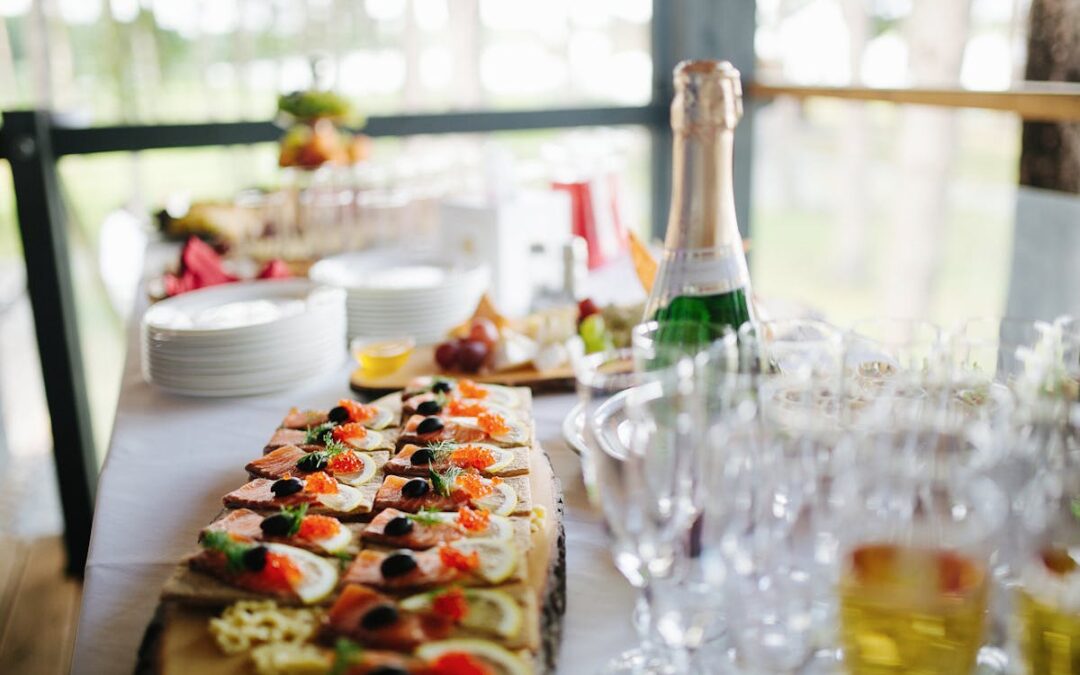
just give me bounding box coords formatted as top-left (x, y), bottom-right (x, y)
top-left (349, 344), bottom-right (574, 395)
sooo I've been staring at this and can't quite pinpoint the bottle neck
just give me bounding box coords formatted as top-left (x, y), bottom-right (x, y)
top-left (663, 126), bottom-right (741, 252)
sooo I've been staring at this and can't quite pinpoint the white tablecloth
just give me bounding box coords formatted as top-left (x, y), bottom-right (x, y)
top-left (71, 266), bottom-right (644, 674)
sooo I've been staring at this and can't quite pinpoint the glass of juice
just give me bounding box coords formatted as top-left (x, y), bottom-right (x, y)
top-left (839, 543), bottom-right (989, 674)
top-left (1017, 546), bottom-right (1080, 675)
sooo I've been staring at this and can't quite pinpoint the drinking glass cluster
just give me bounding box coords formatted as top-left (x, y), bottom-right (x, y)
top-left (575, 316), bottom-right (1080, 674)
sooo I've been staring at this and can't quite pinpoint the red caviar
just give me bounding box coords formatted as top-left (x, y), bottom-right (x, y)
top-left (332, 422), bottom-right (367, 443)
top-left (453, 473), bottom-right (495, 501)
top-left (246, 552), bottom-right (302, 594)
top-left (456, 507), bottom-right (490, 533)
top-left (339, 399), bottom-right (376, 424)
top-left (439, 545), bottom-right (480, 573)
top-left (457, 379), bottom-right (487, 400)
top-left (431, 587), bottom-right (470, 622)
top-left (327, 451), bottom-right (363, 475)
top-left (297, 514), bottom-right (340, 540)
top-left (450, 446), bottom-right (496, 471)
top-left (476, 412), bottom-right (509, 436)
top-left (446, 399), bottom-right (488, 417)
top-left (429, 652), bottom-right (494, 675)
top-left (304, 471), bottom-right (339, 495)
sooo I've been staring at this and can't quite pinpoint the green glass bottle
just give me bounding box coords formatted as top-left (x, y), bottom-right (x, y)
top-left (644, 60), bottom-right (756, 335)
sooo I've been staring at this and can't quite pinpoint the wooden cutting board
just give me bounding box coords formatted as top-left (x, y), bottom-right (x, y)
top-left (349, 344), bottom-right (574, 394)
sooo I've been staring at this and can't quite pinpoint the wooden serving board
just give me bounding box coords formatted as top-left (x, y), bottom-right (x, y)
top-left (350, 344), bottom-right (574, 394)
top-left (136, 387), bottom-right (566, 674)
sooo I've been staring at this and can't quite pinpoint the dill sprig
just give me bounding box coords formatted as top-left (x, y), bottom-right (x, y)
top-left (429, 467), bottom-right (463, 498)
top-left (280, 504), bottom-right (308, 537)
top-left (424, 440), bottom-right (458, 462)
top-left (407, 507), bottom-right (446, 526)
top-left (328, 638), bottom-right (363, 675)
top-left (201, 530), bottom-right (252, 573)
top-left (323, 436), bottom-right (351, 457)
top-left (304, 422), bottom-right (335, 445)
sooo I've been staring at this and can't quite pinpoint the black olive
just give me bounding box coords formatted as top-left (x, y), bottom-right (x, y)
top-left (360, 603), bottom-right (400, 630)
top-left (327, 406), bottom-right (350, 424)
top-left (383, 516), bottom-right (414, 537)
top-left (431, 381), bottom-right (452, 394)
top-left (416, 417), bottom-right (444, 435)
top-left (401, 478), bottom-right (430, 498)
top-left (295, 452), bottom-right (328, 473)
top-left (243, 545), bottom-right (268, 571)
top-left (368, 668), bottom-right (409, 675)
top-left (416, 400), bottom-right (442, 415)
top-left (380, 551), bottom-right (418, 578)
top-left (410, 448), bottom-right (435, 466)
top-left (271, 477), bottom-right (304, 497)
top-left (260, 513), bottom-right (293, 537)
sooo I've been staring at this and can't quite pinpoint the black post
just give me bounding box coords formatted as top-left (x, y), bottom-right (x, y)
top-left (2, 110), bottom-right (96, 575)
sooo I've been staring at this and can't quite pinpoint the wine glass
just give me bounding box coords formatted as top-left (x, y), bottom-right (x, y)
top-left (575, 349), bottom-right (706, 674)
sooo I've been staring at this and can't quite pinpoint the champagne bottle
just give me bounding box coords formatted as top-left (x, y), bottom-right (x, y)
top-left (644, 60), bottom-right (755, 334)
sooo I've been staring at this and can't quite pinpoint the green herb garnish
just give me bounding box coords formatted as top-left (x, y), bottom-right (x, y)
top-left (406, 507), bottom-right (446, 526)
top-left (281, 504), bottom-right (308, 537)
top-left (429, 467), bottom-right (463, 498)
top-left (201, 530), bottom-right (252, 573)
top-left (304, 422), bottom-right (335, 445)
top-left (425, 440), bottom-right (458, 462)
top-left (328, 638), bottom-right (363, 675)
top-left (323, 436), bottom-right (351, 457)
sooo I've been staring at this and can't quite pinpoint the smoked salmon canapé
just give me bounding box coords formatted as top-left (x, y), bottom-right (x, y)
top-left (398, 413), bottom-right (531, 449)
top-left (189, 532), bottom-right (339, 605)
top-left (246, 444), bottom-right (388, 488)
top-left (401, 392), bottom-right (526, 425)
top-left (264, 422), bottom-right (396, 455)
top-left (373, 472), bottom-right (531, 517)
top-left (201, 507), bottom-right (357, 556)
top-left (223, 474), bottom-right (380, 519)
top-left (402, 377), bottom-right (527, 410)
top-left (281, 400), bottom-right (397, 431)
top-left (386, 442), bottom-right (529, 478)
top-left (321, 584), bottom-right (455, 651)
top-left (342, 538), bottom-right (524, 591)
top-left (361, 507), bottom-right (519, 550)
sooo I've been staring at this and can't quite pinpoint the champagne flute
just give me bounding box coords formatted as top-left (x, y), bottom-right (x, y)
top-left (575, 349), bottom-right (704, 674)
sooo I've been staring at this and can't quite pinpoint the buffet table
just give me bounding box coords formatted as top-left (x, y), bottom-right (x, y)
top-left (72, 262), bottom-right (644, 674)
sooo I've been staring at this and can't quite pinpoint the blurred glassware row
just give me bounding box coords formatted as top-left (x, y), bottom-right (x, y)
top-left (574, 315), bottom-right (1080, 674)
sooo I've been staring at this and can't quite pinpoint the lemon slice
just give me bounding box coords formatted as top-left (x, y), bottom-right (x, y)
top-left (426, 512), bottom-right (514, 541)
top-left (449, 538), bottom-right (519, 585)
top-left (400, 588), bottom-right (523, 639)
top-left (341, 429), bottom-right (384, 451)
top-left (333, 453), bottom-right (378, 487)
top-left (416, 639), bottom-right (531, 675)
top-left (480, 386), bottom-right (523, 410)
top-left (489, 421), bottom-right (528, 446)
top-left (363, 406), bottom-right (396, 430)
top-left (263, 543), bottom-right (338, 604)
top-left (470, 481), bottom-right (517, 517)
top-left (308, 523), bottom-right (352, 554)
top-left (315, 483), bottom-right (368, 514)
top-left (448, 442), bottom-right (515, 474)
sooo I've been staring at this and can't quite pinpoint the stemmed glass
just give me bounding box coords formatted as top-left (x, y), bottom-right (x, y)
top-left (575, 348), bottom-right (706, 674)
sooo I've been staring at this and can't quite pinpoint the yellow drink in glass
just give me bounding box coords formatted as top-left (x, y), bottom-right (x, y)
top-left (1018, 548), bottom-right (1080, 675)
top-left (351, 337), bottom-right (414, 377)
top-left (839, 543), bottom-right (988, 674)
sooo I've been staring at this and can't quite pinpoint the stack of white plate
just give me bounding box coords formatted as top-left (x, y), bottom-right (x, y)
top-left (141, 279), bottom-right (346, 397)
top-left (309, 251), bottom-right (489, 345)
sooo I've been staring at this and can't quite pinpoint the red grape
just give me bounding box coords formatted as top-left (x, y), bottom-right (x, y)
top-left (577, 298), bottom-right (600, 323)
top-left (468, 318), bottom-right (499, 347)
top-left (434, 341), bottom-right (461, 370)
top-left (457, 339), bottom-right (490, 373)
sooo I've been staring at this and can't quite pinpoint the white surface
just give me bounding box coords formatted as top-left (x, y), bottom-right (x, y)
top-left (72, 266), bottom-right (644, 674)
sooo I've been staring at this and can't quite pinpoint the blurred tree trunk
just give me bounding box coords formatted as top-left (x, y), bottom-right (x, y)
top-left (883, 0), bottom-right (971, 317)
top-left (1019, 0), bottom-right (1080, 193)
top-left (834, 0), bottom-right (869, 284)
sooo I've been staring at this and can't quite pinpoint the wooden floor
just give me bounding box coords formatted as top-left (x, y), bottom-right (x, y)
top-left (0, 536), bottom-right (82, 675)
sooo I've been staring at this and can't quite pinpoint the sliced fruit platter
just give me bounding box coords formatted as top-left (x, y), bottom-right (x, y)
top-left (142, 377), bottom-right (565, 675)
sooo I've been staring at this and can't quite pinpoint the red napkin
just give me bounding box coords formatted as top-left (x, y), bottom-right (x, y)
top-left (163, 237), bottom-right (239, 296)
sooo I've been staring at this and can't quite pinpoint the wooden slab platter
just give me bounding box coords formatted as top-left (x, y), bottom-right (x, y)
top-left (349, 345), bottom-right (574, 395)
top-left (136, 387), bottom-right (566, 675)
